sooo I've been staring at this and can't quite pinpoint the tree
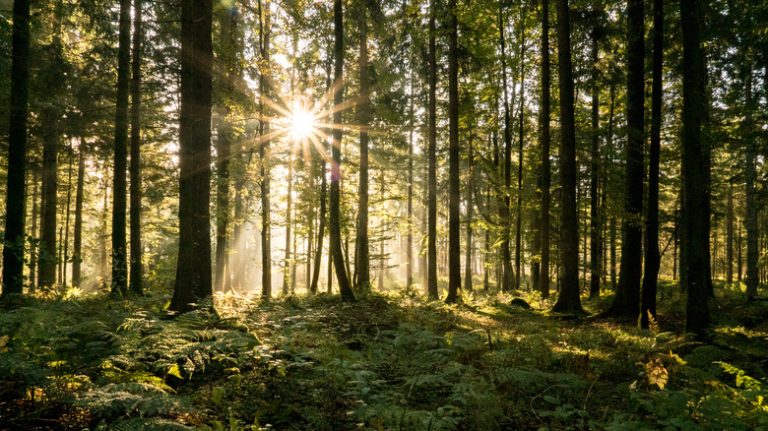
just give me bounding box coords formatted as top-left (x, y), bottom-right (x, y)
top-left (426, 0), bottom-right (439, 300)
top-left (445, 0), bottom-right (461, 304)
top-left (589, 1), bottom-right (602, 299)
top-left (331, 0), bottom-right (355, 302)
top-left (1, 0), bottom-right (31, 297)
top-left (498, 2), bottom-right (514, 293)
top-left (72, 142), bottom-right (85, 287)
top-left (111, 0), bottom-right (131, 297)
top-left (640, 0), bottom-right (663, 328)
top-left (680, 0), bottom-right (710, 334)
top-left (355, 0), bottom-right (371, 291)
top-left (170, 0), bottom-right (213, 313)
top-left (552, 0), bottom-right (582, 314)
top-left (538, 0), bottom-right (552, 299)
top-left (607, 0), bottom-right (644, 319)
top-left (259, 0), bottom-right (273, 300)
top-left (129, 0), bottom-right (144, 296)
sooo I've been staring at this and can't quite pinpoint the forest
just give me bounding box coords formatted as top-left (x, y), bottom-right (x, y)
top-left (1, 0), bottom-right (767, 429)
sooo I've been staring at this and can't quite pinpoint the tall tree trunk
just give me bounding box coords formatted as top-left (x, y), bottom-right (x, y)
top-left (514, 5), bottom-right (527, 291)
top-left (609, 0), bottom-right (644, 318)
top-left (62, 144), bottom-right (73, 286)
top-left (111, 0), bottom-right (131, 297)
top-left (100, 166), bottom-right (109, 289)
top-left (72, 143), bottom-right (85, 287)
top-left (356, 2), bottom-right (370, 291)
top-left (331, 0), bottom-right (355, 301)
top-left (407, 52), bottom-right (415, 291)
top-left (640, 0), bottom-right (663, 328)
top-left (283, 152), bottom-right (294, 295)
top-left (1, 0), bottom-right (31, 296)
top-left (465, 134), bottom-right (475, 292)
top-left (311, 160), bottom-right (327, 294)
top-left (129, 0), bottom-right (144, 295)
top-left (259, 0), bottom-right (272, 299)
top-left (499, 2), bottom-right (514, 293)
top-left (552, 0), bottom-right (582, 314)
top-left (29, 168), bottom-right (39, 290)
top-left (538, 0), bottom-right (551, 298)
top-left (445, 0), bottom-right (461, 303)
top-left (744, 61), bottom-right (758, 299)
top-left (170, 0), bottom-right (213, 313)
top-left (680, 0), bottom-right (710, 334)
top-left (426, 0), bottom-right (439, 300)
top-left (737, 214), bottom-right (743, 283)
top-left (589, 2), bottom-right (602, 298)
top-left (726, 182), bottom-right (734, 284)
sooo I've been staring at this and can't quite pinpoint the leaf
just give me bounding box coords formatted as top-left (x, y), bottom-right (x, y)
top-left (542, 395), bottom-right (561, 405)
top-left (167, 364), bottom-right (182, 379)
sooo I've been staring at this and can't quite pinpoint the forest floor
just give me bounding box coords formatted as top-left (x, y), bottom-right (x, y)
top-left (1, 281), bottom-right (767, 430)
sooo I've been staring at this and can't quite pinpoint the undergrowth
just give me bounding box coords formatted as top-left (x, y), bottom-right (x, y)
top-left (0, 283), bottom-right (766, 430)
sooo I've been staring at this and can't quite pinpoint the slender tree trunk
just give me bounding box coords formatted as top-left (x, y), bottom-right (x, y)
top-left (72, 143), bottom-right (85, 287)
top-left (726, 182), bottom-right (734, 284)
top-left (499, 2), bottom-right (514, 293)
top-left (407, 54), bottom-right (415, 291)
top-left (170, 0), bottom-right (213, 312)
top-left (311, 160), bottom-right (327, 294)
top-left (62, 145), bottom-right (73, 286)
top-left (681, 0), bottom-right (710, 334)
top-left (640, 0), bottom-right (663, 328)
top-left (283, 152), bottom-right (294, 295)
top-left (259, 0), bottom-right (272, 300)
top-left (100, 166), bottom-right (110, 289)
top-left (465, 135), bottom-right (475, 292)
top-left (129, 0), bottom-right (144, 295)
top-left (589, 3), bottom-right (602, 298)
top-left (538, 0), bottom-right (551, 298)
top-left (609, 0), bottom-right (644, 318)
top-left (514, 5), bottom-right (526, 291)
top-left (331, 0), bottom-right (355, 301)
top-left (111, 0), bottom-right (131, 297)
top-left (552, 0), bottom-right (583, 314)
top-left (1, 0), bottom-right (31, 296)
top-left (737, 216), bottom-right (743, 283)
top-left (744, 61), bottom-right (759, 299)
top-left (427, 0), bottom-right (439, 300)
top-left (356, 2), bottom-right (370, 291)
top-left (29, 168), bottom-right (39, 290)
top-left (445, 0), bottom-right (461, 303)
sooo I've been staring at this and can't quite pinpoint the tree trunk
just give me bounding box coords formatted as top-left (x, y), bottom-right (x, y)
top-left (609, 0), bottom-right (644, 319)
top-left (259, 0), bottom-right (272, 300)
top-left (538, 0), bottom-right (552, 298)
top-left (427, 0), bottom-right (439, 300)
top-left (407, 52), bottom-right (415, 292)
top-left (680, 0), bottom-right (710, 334)
top-left (589, 2), bottom-right (602, 298)
top-left (62, 144), bottom-right (74, 287)
top-left (726, 182), bottom-right (734, 284)
top-left (331, 0), bottom-right (355, 301)
top-left (498, 2), bottom-right (514, 294)
top-left (445, 0), bottom-right (461, 304)
top-left (355, 2), bottom-right (370, 291)
top-left (72, 143), bottom-right (85, 287)
top-left (129, 0), bottom-right (144, 295)
top-left (111, 0), bottom-right (131, 297)
top-left (29, 168), bottom-right (39, 290)
top-left (1, 0), bottom-right (31, 296)
top-left (170, 0), bottom-right (213, 313)
top-left (514, 5), bottom-right (526, 291)
top-left (641, 0), bottom-right (663, 328)
top-left (744, 60), bottom-right (758, 299)
top-left (311, 159), bottom-right (327, 294)
top-left (465, 134), bottom-right (475, 292)
top-left (552, 0), bottom-right (582, 314)
top-left (283, 151), bottom-right (294, 295)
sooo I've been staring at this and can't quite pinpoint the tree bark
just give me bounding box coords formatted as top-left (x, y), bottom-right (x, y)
top-left (331, 0), bottom-right (355, 301)
top-left (726, 182), bottom-right (733, 284)
top-left (356, 1), bottom-right (370, 291)
top-left (259, 0), bottom-right (272, 300)
top-left (72, 143), bottom-right (85, 287)
top-left (170, 0), bottom-right (213, 313)
top-left (608, 0), bottom-right (644, 319)
top-left (465, 134), bottom-right (475, 292)
top-left (680, 0), bottom-right (710, 334)
top-left (111, 0), bottom-right (131, 297)
top-left (538, 0), bottom-right (551, 298)
top-left (640, 0), bottom-right (663, 328)
top-left (589, 2), bottom-right (602, 298)
top-left (129, 0), bottom-right (144, 295)
top-left (499, 2), bottom-right (514, 294)
top-left (744, 62), bottom-right (758, 299)
top-left (1, 0), bottom-right (31, 296)
top-left (514, 4), bottom-right (527, 291)
top-left (427, 0), bottom-right (439, 300)
top-left (552, 0), bottom-right (582, 314)
top-left (445, 0), bottom-right (461, 304)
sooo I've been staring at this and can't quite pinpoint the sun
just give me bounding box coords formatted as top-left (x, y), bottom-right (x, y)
top-left (287, 104), bottom-right (317, 141)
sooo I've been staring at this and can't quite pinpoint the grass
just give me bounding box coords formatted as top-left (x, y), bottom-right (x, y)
top-left (0, 281), bottom-right (766, 430)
